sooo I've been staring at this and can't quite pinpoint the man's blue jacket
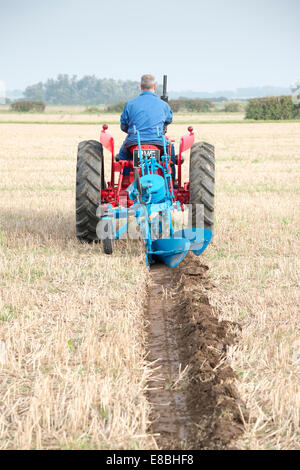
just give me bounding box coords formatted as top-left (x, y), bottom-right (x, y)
top-left (120, 91), bottom-right (173, 146)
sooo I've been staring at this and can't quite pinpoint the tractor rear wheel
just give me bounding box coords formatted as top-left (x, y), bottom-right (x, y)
top-left (76, 140), bottom-right (105, 242)
top-left (189, 142), bottom-right (215, 230)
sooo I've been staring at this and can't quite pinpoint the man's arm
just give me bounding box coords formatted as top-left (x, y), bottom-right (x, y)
top-left (165, 102), bottom-right (173, 125)
top-left (120, 102), bottom-right (129, 133)
top-left (163, 103), bottom-right (173, 134)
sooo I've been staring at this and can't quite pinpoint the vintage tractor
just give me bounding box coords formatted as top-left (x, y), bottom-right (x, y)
top-left (75, 77), bottom-right (215, 268)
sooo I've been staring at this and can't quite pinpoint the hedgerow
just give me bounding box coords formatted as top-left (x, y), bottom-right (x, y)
top-left (246, 96), bottom-right (300, 120)
top-left (10, 100), bottom-right (46, 112)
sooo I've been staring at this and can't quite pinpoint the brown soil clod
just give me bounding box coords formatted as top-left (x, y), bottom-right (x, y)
top-left (146, 255), bottom-right (247, 450)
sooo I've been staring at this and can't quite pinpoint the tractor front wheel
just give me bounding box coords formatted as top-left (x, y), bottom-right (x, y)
top-left (76, 140), bottom-right (105, 242)
top-left (189, 142), bottom-right (215, 230)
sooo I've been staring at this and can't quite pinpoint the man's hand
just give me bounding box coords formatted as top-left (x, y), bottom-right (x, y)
top-left (120, 102), bottom-right (129, 133)
top-left (121, 122), bottom-right (128, 133)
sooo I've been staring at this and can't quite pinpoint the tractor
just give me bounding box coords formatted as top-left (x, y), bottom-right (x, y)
top-left (75, 76), bottom-right (215, 268)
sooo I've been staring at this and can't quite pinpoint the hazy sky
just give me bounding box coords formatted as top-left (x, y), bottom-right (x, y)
top-left (1, 0), bottom-right (299, 91)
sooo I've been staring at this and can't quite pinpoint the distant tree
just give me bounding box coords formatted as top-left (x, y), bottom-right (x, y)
top-left (84, 106), bottom-right (102, 114)
top-left (169, 98), bottom-right (214, 113)
top-left (224, 101), bottom-right (244, 112)
top-left (169, 100), bottom-right (181, 112)
top-left (105, 101), bottom-right (127, 113)
top-left (23, 82), bottom-right (45, 101)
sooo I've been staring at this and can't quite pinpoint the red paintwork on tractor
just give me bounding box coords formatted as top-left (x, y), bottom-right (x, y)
top-left (100, 125), bottom-right (194, 208)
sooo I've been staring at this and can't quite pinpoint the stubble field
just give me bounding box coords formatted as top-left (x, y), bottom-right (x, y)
top-left (0, 117), bottom-right (299, 449)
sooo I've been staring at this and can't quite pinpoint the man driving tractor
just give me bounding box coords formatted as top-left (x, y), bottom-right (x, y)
top-left (117, 74), bottom-right (176, 178)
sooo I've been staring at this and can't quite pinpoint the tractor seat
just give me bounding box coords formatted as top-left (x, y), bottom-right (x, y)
top-left (129, 143), bottom-right (170, 155)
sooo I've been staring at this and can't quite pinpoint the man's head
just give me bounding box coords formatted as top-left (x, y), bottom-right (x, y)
top-left (140, 74), bottom-right (156, 92)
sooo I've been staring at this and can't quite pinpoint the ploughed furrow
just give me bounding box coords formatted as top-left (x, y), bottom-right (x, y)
top-left (146, 255), bottom-right (247, 450)
top-left (147, 265), bottom-right (194, 449)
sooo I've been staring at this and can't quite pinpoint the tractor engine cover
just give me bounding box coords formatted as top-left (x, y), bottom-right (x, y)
top-left (140, 174), bottom-right (166, 203)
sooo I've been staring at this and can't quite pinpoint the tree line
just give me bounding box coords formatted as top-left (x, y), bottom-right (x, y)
top-left (24, 74), bottom-right (163, 105)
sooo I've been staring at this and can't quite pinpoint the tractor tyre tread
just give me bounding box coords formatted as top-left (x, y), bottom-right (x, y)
top-left (189, 141), bottom-right (215, 230)
top-left (76, 140), bottom-right (104, 242)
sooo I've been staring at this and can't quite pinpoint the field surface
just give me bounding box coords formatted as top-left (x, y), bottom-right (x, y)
top-left (0, 108), bottom-right (245, 124)
top-left (1, 107), bottom-right (300, 125)
top-left (0, 119), bottom-right (299, 449)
